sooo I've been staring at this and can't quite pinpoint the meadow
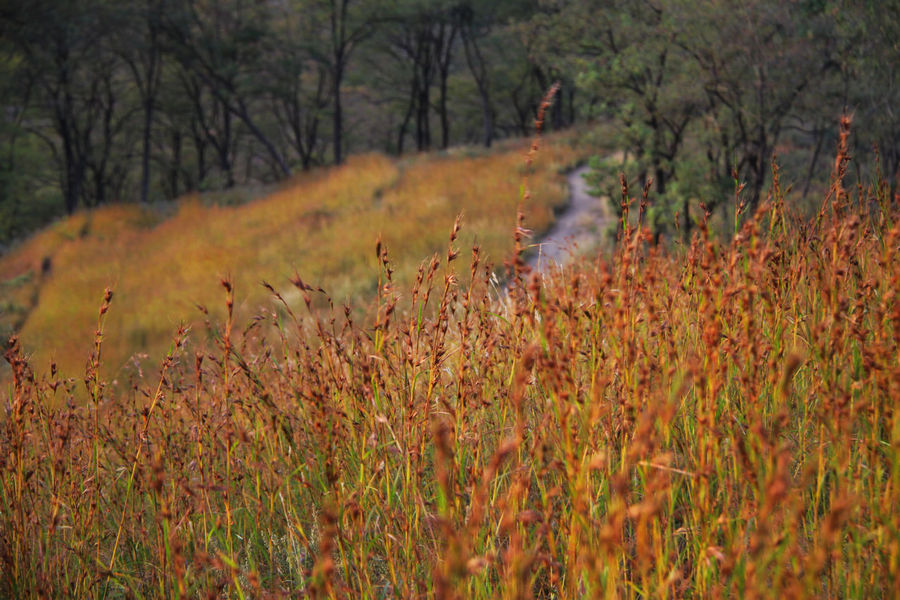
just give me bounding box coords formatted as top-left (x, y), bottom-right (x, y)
top-left (0, 135), bottom-right (584, 385)
top-left (1, 127), bottom-right (899, 598)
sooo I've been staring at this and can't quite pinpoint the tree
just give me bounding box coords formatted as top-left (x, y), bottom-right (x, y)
top-left (458, 3), bottom-right (495, 147)
top-left (307, 0), bottom-right (378, 164)
top-left (833, 0), bottom-right (900, 203)
top-left (0, 40), bottom-right (54, 242)
top-left (675, 0), bottom-right (834, 212)
top-left (264, 1), bottom-right (331, 170)
top-left (164, 0), bottom-right (292, 178)
top-left (178, 67), bottom-right (238, 188)
top-left (2, 0), bottom-right (133, 213)
top-left (538, 0), bottom-right (700, 237)
top-left (114, 0), bottom-right (166, 203)
top-left (376, 0), bottom-right (461, 152)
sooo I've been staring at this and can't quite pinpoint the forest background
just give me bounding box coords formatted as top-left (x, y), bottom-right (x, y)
top-left (1, 0), bottom-right (898, 247)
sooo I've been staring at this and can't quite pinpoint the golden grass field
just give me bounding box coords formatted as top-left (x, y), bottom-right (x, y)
top-left (1, 124), bottom-right (898, 598)
top-left (0, 135), bottom-right (585, 385)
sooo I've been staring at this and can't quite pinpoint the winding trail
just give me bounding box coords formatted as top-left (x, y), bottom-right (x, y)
top-left (526, 164), bottom-right (613, 274)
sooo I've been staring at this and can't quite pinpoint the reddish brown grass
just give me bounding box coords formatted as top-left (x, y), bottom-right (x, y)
top-left (1, 130), bottom-right (898, 598)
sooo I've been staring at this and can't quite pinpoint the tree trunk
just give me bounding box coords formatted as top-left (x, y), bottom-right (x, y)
top-left (802, 125), bottom-right (825, 200)
top-left (416, 83), bottom-right (431, 151)
top-left (333, 62), bottom-right (344, 165)
top-left (567, 85), bottom-right (575, 126)
top-left (462, 29), bottom-right (492, 148)
top-left (64, 158), bottom-right (82, 214)
top-left (140, 101), bottom-right (153, 203)
top-left (220, 109), bottom-right (234, 188)
top-left (436, 22), bottom-right (456, 149)
top-left (655, 166), bottom-right (667, 195)
top-left (193, 130), bottom-right (206, 188)
top-left (480, 88), bottom-right (492, 148)
top-left (439, 69), bottom-right (450, 149)
top-left (60, 126), bottom-right (81, 214)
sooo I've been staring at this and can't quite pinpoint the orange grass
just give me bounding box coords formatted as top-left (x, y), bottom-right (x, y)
top-left (1, 123), bottom-right (898, 597)
top-left (0, 136), bottom-right (583, 384)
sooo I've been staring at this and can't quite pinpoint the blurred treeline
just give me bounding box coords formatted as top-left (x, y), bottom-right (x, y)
top-left (0, 0), bottom-right (897, 244)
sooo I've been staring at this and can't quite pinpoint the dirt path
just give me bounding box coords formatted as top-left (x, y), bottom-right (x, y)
top-left (526, 164), bottom-right (613, 273)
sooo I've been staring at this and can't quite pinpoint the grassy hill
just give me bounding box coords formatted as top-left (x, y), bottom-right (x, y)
top-left (0, 135), bottom-right (585, 385)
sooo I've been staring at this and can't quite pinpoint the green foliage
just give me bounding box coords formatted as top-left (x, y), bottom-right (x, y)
top-left (539, 0), bottom-right (900, 241)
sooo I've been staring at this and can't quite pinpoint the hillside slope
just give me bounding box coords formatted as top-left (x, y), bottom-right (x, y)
top-left (0, 137), bottom-right (585, 382)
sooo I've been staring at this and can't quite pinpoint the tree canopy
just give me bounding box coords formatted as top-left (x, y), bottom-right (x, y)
top-left (0, 0), bottom-right (896, 243)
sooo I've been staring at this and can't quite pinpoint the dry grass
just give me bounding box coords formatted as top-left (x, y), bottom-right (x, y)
top-left (0, 136), bottom-right (583, 384)
top-left (1, 123), bottom-right (899, 598)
